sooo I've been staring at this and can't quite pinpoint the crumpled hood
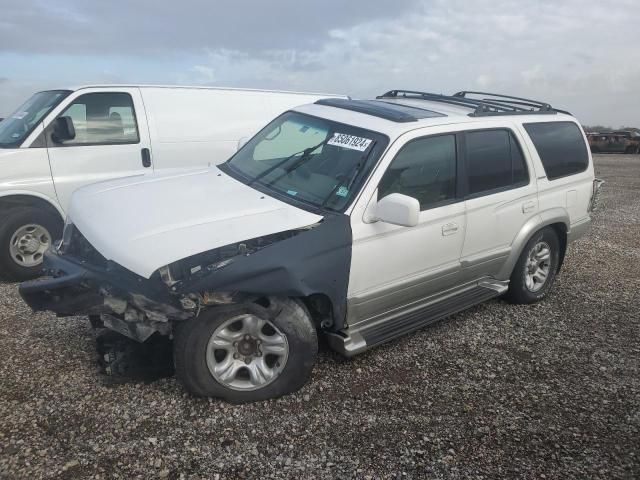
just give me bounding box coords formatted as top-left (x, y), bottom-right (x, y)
top-left (68, 167), bottom-right (323, 278)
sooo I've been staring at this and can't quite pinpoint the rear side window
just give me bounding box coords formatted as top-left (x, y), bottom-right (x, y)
top-left (378, 134), bottom-right (457, 210)
top-left (54, 92), bottom-right (139, 146)
top-left (465, 129), bottom-right (529, 196)
top-left (523, 122), bottom-right (589, 180)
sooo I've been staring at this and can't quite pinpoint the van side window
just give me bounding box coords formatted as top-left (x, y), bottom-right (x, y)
top-left (523, 121), bottom-right (589, 180)
top-left (465, 129), bottom-right (529, 196)
top-left (378, 134), bottom-right (457, 211)
top-left (54, 93), bottom-right (139, 146)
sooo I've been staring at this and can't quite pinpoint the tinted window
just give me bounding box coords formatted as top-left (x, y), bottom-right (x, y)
top-left (54, 92), bottom-right (139, 146)
top-left (466, 129), bottom-right (529, 196)
top-left (523, 122), bottom-right (589, 180)
top-left (378, 135), bottom-right (457, 210)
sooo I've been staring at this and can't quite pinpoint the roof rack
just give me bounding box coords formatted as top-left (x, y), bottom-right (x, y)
top-left (377, 90), bottom-right (570, 117)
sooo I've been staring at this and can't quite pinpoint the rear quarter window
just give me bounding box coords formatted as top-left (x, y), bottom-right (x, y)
top-left (523, 121), bottom-right (589, 180)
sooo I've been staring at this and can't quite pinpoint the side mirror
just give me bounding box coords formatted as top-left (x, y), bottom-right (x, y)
top-left (237, 136), bottom-right (250, 151)
top-left (375, 193), bottom-right (420, 227)
top-left (52, 116), bottom-right (76, 143)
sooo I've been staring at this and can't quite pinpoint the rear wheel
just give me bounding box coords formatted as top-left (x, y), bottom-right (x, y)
top-left (0, 207), bottom-right (62, 281)
top-left (174, 297), bottom-right (317, 403)
top-left (505, 227), bottom-right (560, 304)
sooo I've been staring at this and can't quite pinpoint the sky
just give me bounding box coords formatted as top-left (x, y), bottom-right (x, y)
top-left (1, 0), bottom-right (638, 127)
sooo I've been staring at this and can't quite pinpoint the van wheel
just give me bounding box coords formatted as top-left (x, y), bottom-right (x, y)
top-left (173, 297), bottom-right (317, 403)
top-left (505, 227), bottom-right (560, 304)
top-left (0, 207), bottom-right (63, 282)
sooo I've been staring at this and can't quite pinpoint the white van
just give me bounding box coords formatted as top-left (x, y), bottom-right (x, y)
top-left (0, 85), bottom-right (345, 280)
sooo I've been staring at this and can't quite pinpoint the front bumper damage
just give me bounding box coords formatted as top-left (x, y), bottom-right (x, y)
top-left (19, 250), bottom-right (191, 342)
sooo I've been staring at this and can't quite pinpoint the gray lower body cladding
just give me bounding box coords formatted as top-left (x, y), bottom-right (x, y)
top-left (327, 279), bottom-right (509, 356)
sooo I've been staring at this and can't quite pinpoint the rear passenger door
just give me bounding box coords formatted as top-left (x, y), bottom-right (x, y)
top-left (460, 127), bottom-right (538, 281)
top-left (44, 88), bottom-right (152, 211)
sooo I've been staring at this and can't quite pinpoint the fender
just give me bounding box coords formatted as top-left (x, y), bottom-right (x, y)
top-left (174, 214), bottom-right (353, 330)
top-left (0, 190), bottom-right (65, 218)
top-left (496, 207), bottom-right (570, 280)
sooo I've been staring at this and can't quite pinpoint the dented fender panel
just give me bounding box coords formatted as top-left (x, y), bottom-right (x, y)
top-left (177, 214), bottom-right (353, 329)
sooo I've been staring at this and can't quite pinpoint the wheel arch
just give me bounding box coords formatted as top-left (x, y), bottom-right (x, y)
top-left (0, 192), bottom-right (64, 221)
top-left (497, 208), bottom-right (569, 280)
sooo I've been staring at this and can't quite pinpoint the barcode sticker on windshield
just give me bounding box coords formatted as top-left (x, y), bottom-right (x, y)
top-left (328, 133), bottom-right (372, 152)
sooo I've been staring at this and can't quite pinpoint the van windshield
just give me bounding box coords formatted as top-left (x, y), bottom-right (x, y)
top-left (223, 111), bottom-right (388, 212)
top-left (0, 90), bottom-right (71, 147)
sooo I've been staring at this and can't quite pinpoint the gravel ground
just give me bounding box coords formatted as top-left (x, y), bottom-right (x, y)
top-left (1, 154), bottom-right (638, 480)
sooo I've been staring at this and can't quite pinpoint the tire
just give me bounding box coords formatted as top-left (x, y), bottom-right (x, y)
top-left (505, 227), bottom-right (560, 304)
top-left (96, 330), bottom-right (174, 382)
top-left (173, 297), bottom-right (318, 403)
top-left (0, 207), bottom-right (63, 282)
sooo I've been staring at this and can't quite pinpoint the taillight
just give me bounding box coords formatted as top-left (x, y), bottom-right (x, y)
top-left (588, 178), bottom-right (605, 212)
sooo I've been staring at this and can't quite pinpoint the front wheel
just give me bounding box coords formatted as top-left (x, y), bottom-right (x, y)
top-left (0, 207), bottom-right (62, 282)
top-left (505, 227), bottom-right (560, 304)
top-left (173, 297), bottom-right (318, 403)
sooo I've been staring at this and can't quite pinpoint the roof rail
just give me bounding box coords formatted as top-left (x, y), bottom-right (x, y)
top-left (378, 89), bottom-right (570, 117)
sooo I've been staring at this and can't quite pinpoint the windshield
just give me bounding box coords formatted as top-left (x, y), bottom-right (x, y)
top-left (0, 90), bottom-right (71, 147)
top-left (224, 111), bottom-right (388, 211)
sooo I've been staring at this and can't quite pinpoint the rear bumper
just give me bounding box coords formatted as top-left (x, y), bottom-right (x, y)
top-left (19, 250), bottom-right (189, 322)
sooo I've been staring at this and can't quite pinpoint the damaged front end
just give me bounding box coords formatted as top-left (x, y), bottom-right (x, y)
top-left (19, 226), bottom-right (191, 342)
top-left (19, 218), bottom-right (345, 343)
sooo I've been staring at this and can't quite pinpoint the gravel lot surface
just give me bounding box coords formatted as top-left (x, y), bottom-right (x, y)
top-left (1, 154), bottom-right (638, 479)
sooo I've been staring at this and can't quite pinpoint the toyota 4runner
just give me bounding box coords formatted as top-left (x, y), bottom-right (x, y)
top-left (19, 90), bottom-right (603, 403)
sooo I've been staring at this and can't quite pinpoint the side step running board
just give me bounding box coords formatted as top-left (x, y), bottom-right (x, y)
top-left (327, 280), bottom-right (508, 357)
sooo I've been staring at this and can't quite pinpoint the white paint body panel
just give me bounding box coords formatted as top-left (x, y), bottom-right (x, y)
top-left (68, 168), bottom-right (322, 278)
top-left (348, 125), bottom-right (467, 321)
top-left (0, 143), bottom-right (63, 213)
top-left (460, 122), bottom-right (539, 265)
top-left (46, 87), bottom-right (152, 209)
top-left (141, 87), bottom-right (339, 171)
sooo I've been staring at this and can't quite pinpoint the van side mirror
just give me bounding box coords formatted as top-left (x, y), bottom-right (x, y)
top-left (52, 116), bottom-right (76, 143)
top-left (375, 193), bottom-right (420, 227)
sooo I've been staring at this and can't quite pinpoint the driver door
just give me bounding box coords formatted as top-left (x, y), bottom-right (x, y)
top-left (347, 131), bottom-right (465, 327)
top-left (44, 88), bottom-right (152, 211)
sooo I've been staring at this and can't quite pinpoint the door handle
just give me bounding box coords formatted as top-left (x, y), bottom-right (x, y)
top-left (442, 223), bottom-right (459, 236)
top-left (522, 200), bottom-right (536, 213)
top-left (141, 148), bottom-right (152, 168)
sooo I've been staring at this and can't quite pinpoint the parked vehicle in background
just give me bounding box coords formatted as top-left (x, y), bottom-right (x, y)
top-left (20, 90), bottom-right (603, 403)
top-left (0, 85), bottom-right (345, 280)
top-left (587, 131), bottom-right (640, 154)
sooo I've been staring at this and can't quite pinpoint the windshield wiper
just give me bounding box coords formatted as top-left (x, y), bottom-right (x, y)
top-left (248, 137), bottom-right (331, 186)
top-left (320, 140), bottom-right (377, 208)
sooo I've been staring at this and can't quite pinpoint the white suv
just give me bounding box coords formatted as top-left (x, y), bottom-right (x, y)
top-left (20, 90), bottom-right (602, 403)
